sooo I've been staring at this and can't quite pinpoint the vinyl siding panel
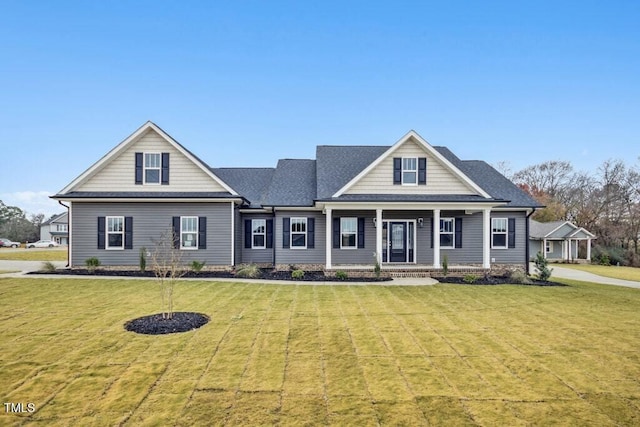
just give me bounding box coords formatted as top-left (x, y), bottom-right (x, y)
top-left (240, 213), bottom-right (275, 264)
top-left (275, 211), bottom-right (325, 265)
top-left (346, 138), bottom-right (477, 195)
top-left (331, 210), bottom-right (375, 264)
top-left (77, 129), bottom-right (228, 192)
top-left (71, 202), bottom-right (232, 266)
top-left (490, 211), bottom-right (527, 265)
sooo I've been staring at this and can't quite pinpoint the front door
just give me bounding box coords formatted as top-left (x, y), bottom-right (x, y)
top-left (389, 222), bottom-right (407, 262)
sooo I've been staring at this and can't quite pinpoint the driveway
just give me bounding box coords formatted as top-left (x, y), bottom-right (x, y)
top-left (0, 260), bottom-right (67, 274)
top-left (532, 263), bottom-right (640, 289)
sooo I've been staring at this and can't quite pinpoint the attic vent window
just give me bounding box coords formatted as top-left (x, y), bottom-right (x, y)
top-left (144, 153), bottom-right (161, 184)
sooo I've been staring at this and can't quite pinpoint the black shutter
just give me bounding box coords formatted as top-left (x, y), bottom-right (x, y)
top-left (333, 218), bottom-right (340, 249)
top-left (307, 217), bottom-right (315, 248)
top-left (198, 217), bottom-right (207, 249)
top-left (508, 218), bottom-right (516, 248)
top-left (172, 217), bottom-right (180, 249)
top-left (124, 217), bottom-right (133, 249)
top-left (393, 158), bottom-right (402, 184)
top-left (135, 152), bottom-right (143, 184)
top-left (97, 217), bottom-right (105, 249)
top-left (418, 157), bottom-right (427, 185)
top-left (244, 219), bottom-right (252, 248)
top-left (161, 153), bottom-right (170, 185)
top-left (430, 217), bottom-right (434, 248)
top-left (283, 218), bottom-right (290, 249)
top-left (357, 217), bottom-right (365, 248)
top-left (455, 217), bottom-right (462, 248)
top-left (266, 219), bottom-right (273, 248)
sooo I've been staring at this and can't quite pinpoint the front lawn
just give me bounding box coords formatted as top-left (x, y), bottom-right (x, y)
top-left (1, 278), bottom-right (639, 425)
top-left (556, 263), bottom-right (640, 282)
top-left (0, 248), bottom-right (67, 262)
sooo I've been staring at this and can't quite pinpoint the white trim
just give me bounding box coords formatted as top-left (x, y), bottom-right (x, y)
top-left (482, 209), bottom-right (490, 268)
top-left (142, 152), bottom-right (162, 185)
top-left (332, 130), bottom-right (491, 198)
top-left (180, 216), bottom-right (199, 250)
top-left (433, 209), bottom-right (440, 267)
top-left (319, 201), bottom-right (505, 212)
top-left (439, 217), bottom-right (455, 249)
top-left (58, 121), bottom-right (239, 196)
top-left (68, 201), bottom-right (73, 265)
top-left (326, 208), bottom-right (332, 269)
top-left (382, 219), bottom-right (417, 264)
top-left (339, 217), bottom-right (358, 249)
top-left (376, 209), bottom-right (382, 266)
top-left (401, 157), bottom-right (418, 186)
top-left (106, 216), bottom-right (125, 250)
top-left (543, 221), bottom-right (577, 238)
top-left (290, 217), bottom-right (307, 249)
top-left (251, 218), bottom-right (267, 249)
top-left (568, 227), bottom-right (596, 238)
top-left (491, 217), bottom-right (508, 249)
top-left (53, 197), bottom-right (244, 203)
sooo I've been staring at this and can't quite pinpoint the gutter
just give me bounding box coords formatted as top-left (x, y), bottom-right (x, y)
top-left (58, 200), bottom-right (70, 268)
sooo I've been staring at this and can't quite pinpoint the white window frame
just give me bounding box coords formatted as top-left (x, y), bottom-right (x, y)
top-left (401, 157), bottom-right (418, 185)
top-left (546, 240), bottom-right (554, 253)
top-left (180, 216), bottom-right (198, 250)
top-left (491, 218), bottom-right (508, 249)
top-left (440, 218), bottom-right (455, 249)
top-left (106, 216), bottom-right (124, 250)
top-left (290, 217), bottom-right (307, 249)
top-left (252, 219), bottom-right (266, 249)
top-left (340, 217), bottom-right (357, 249)
top-left (144, 152), bottom-right (161, 185)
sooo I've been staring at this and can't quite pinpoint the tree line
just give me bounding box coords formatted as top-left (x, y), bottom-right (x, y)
top-left (498, 157), bottom-right (640, 266)
top-left (0, 201), bottom-right (45, 243)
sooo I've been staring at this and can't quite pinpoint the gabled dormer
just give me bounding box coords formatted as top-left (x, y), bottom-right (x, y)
top-left (333, 131), bottom-right (490, 198)
top-left (57, 121), bottom-right (237, 196)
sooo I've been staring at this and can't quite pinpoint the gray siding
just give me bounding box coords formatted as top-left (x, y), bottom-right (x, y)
top-left (331, 210), bottom-right (376, 264)
top-left (275, 211), bottom-right (325, 265)
top-left (490, 211), bottom-right (527, 265)
top-left (240, 213), bottom-right (275, 264)
top-left (71, 202), bottom-right (232, 267)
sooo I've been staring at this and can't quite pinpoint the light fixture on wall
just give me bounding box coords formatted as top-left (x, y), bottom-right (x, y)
top-left (372, 218), bottom-right (377, 227)
top-left (418, 217), bottom-right (424, 228)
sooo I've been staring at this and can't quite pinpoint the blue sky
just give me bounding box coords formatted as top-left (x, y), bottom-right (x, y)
top-left (1, 1), bottom-right (638, 217)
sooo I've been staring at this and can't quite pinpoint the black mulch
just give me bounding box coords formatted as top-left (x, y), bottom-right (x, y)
top-left (30, 268), bottom-right (392, 282)
top-left (124, 312), bottom-right (210, 335)
top-left (434, 275), bottom-right (565, 286)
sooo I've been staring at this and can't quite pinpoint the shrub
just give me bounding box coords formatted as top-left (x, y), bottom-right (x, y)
top-left (463, 274), bottom-right (478, 284)
top-left (85, 257), bottom-right (101, 273)
top-left (335, 270), bottom-right (348, 280)
top-left (592, 245), bottom-right (626, 266)
top-left (235, 264), bottom-right (261, 278)
top-left (534, 252), bottom-right (553, 281)
top-left (40, 261), bottom-right (57, 273)
top-left (509, 269), bottom-right (531, 285)
top-left (190, 260), bottom-right (206, 273)
top-left (373, 252), bottom-right (381, 279)
top-left (291, 269), bottom-right (305, 279)
top-left (139, 247), bottom-right (147, 272)
top-left (442, 254), bottom-right (449, 277)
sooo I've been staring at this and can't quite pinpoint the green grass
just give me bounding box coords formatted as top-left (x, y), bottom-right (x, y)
top-left (557, 263), bottom-right (640, 281)
top-left (1, 277), bottom-right (639, 425)
top-left (0, 248), bottom-right (67, 261)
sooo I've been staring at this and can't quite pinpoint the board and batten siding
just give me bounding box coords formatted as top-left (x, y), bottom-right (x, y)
top-left (76, 129), bottom-right (228, 192)
top-left (345, 138), bottom-right (477, 195)
top-left (71, 202), bottom-right (232, 266)
top-left (274, 211), bottom-right (325, 265)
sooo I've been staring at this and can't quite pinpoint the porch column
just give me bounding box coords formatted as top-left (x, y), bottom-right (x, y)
top-left (586, 238), bottom-right (592, 261)
top-left (483, 208), bottom-right (491, 268)
top-left (433, 209), bottom-right (440, 268)
top-left (376, 209), bottom-right (382, 265)
top-left (543, 238), bottom-right (547, 258)
top-left (325, 208), bottom-right (332, 269)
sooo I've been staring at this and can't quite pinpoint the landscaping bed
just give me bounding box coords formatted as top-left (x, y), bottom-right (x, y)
top-left (124, 312), bottom-right (210, 335)
top-left (434, 274), bottom-right (564, 286)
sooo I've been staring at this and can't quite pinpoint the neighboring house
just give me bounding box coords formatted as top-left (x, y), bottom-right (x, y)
top-left (40, 212), bottom-right (69, 245)
top-left (529, 220), bottom-right (595, 262)
top-left (52, 121), bottom-right (541, 273)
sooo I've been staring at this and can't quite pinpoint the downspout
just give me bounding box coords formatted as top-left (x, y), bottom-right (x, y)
top-left (272, 208), bottom-right (277, 268)
top-left (525, 208), bottom-right (536, 275)
top-left (58, 200), bottom-right (70, 268)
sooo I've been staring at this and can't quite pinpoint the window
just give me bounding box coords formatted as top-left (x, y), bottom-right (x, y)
top-left (252, 219), bottom-right (266, 249)
top-left (340, 218), bottom-right (357, 248)
top-left (181, 216), bottom-right (198, 249)
top-left (144, 153), bottom-right (161, 184)
top-left (546, 241), bottom-right (553, 253)
top-left (107, 216), bottom-right (124, 249)
top-left (57, 224), bottom-right (67, 232)
top-left (402, 157), bottom-right (417, 185)
top-left (492, 218), bottom-right (508, 248)
top-left (290, 217), bottom-right (307, 248)
top-left (440, 218), bottom-right (454, 248)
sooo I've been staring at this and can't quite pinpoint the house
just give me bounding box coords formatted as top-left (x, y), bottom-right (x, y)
top-left (529, 220), bottom-right (595, 262)
top-left (52, 121), bottom-right (542, 274)
top-left (40, 212), bottom-right (69, 245)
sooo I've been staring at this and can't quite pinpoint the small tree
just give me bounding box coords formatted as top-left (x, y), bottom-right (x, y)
top-left (534, 251), bottom-right (553, 281)
top-left (150, 230), bottom-right (185, 319)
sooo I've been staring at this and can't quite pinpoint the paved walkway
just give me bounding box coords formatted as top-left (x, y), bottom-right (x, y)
top-left (533, 264), bottom-right (640, 289)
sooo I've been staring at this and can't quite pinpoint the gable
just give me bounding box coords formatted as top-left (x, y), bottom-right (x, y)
top-left (343, 136), bottom-right (481, 196)
top-left (62, 123), bottom-right (235, 194)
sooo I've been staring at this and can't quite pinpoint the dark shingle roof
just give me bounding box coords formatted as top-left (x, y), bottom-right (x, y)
top-left (262, 159), bottom-right (317, 206)
top-left (212, 168), bottom-right (275, 208)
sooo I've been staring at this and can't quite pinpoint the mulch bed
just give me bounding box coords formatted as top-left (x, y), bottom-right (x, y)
top-left (434, 275), bottom-right (565, 286)
top-left (30, 268), bottom-right (392, 282)
top-left (124, 312), bottom-right (210, 335)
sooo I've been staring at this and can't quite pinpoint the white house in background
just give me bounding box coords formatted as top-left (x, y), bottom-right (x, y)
top-left (40, 212), bottom-right (69, 245)
top-left (529, 220), bottom-right (595, 262)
